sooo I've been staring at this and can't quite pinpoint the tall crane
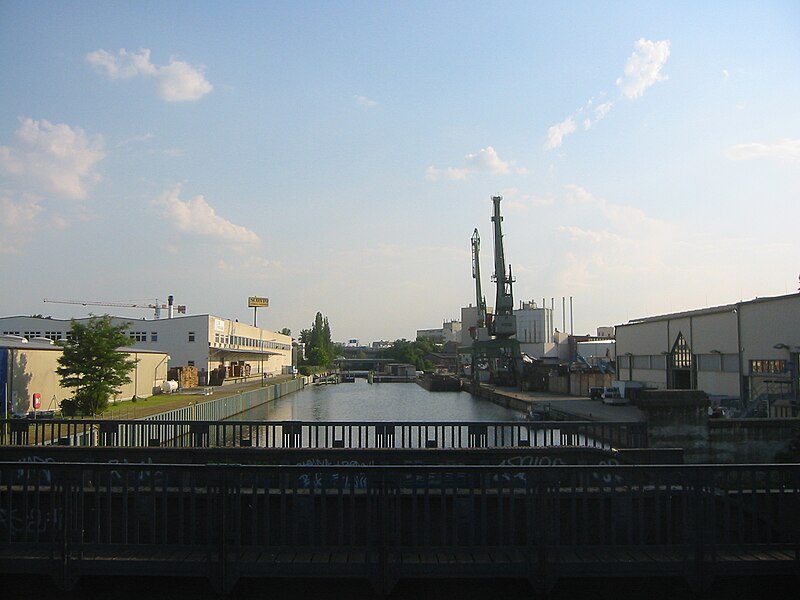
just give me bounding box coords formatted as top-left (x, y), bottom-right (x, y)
top-left (43, 295), bottom-right (186, 319)
top-left (470, 228), bottom-right (487, 331)
top-left (466, 195), bottom-right (521, 388)
top-left (490, 195), bottom-right (516, 338)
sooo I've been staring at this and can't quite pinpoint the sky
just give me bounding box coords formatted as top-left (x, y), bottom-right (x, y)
top-left (1, 1), bottom-right (799, 344)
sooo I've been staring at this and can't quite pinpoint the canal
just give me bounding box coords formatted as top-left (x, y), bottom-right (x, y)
top-left (230, 377), bottom-right (522, 422)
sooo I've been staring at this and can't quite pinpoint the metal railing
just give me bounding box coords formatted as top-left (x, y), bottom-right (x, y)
top-left (0, 419), bottom-right (647, 450)
top-left (1, 461), bottom-right (797, 593)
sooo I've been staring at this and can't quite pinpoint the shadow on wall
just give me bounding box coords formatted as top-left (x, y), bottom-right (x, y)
top-left (8, 351), bottom-right (33, 416)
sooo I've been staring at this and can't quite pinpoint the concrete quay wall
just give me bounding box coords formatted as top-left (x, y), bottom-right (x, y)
top-left (476, 385), bottom-right (799, 463)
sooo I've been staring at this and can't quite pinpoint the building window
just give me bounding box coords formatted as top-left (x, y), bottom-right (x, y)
top-left (750, 360), bottom-right (786, 374)
top-left (129, 331), bottom-right (147, 342)
top-left (670, 333), bottom-right (692, 369)
top-left (188, 360), bottom-right (195, 367)
top-left (24, 331), bottom-right (42, 340)
top-left (189, 331), bottom-right (195, 342)
top-left (151, 332), bottom-right (158, 342)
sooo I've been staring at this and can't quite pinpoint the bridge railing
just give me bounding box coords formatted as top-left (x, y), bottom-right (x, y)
top-left (0, 461), bottom-right (797, 592)
top-left (0, 419), bottom-right (647, 449)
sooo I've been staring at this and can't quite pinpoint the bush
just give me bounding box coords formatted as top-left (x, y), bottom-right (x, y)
top-left (59, 398), bottom-right (79, 417)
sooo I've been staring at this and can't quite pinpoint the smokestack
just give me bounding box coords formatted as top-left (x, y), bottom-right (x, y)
top-left (168, 295), bottom-right (174, 319)
top-left (570, 296), bottom-right (574, 335)
top-left (562, 297), bottom-right (566, 332)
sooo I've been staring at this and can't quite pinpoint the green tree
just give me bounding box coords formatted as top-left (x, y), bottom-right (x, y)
top-left (300, 311), bottom-right (334, 367)
top-left (381, 338), bottom-right (440, 371)
top-left (279, 327), bottom-right (292, 336)
top-left (56, 315), bottom-right (137, 416)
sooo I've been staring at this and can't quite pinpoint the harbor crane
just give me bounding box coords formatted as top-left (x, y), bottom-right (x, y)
top-left (466, 195), bottom-right (522, 388)
top-left (471, 228), bottom-right (487, 331)
top-left (490, 195), bottom-right (516, 338)
top-left (43, 295), bottom-right (186, 319)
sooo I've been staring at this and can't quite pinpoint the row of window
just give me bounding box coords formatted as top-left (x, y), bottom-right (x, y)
top-left (620, 354), bottom-right (788, 374)
top-left (3, 331), bottom-right (72, 341)
top-left (212, 333), bottom-right (290, 351)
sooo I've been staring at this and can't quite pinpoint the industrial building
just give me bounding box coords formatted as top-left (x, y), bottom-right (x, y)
top-left (615, 293), bottom-right (800, 415)
top-left (416, 320), bottom-right (462, 344)
top-left (0, 336), bottom-right (169, 417)
top-left (0, 313), bottom-right (293, 386)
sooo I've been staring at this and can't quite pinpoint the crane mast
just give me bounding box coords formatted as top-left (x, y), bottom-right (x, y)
top-left (471, 228), bottom-right (487, 330)
top-left (490, 195), bottom-right (516, 338)
top-left (43, 296), bottom-right (186, 319)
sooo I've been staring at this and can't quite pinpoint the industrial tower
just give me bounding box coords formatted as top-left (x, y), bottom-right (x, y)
top-left (468, 196), bottom-right (522, 387)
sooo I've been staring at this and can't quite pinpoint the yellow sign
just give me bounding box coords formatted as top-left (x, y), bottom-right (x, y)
top-left (248, 296), bottom-right (269, 308)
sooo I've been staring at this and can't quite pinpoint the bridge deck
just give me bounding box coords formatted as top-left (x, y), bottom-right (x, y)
top-left (1, 460), bottom-right (798, 594)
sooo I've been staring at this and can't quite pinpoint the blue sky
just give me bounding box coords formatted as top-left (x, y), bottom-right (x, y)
top-left (1, 1), bottom-right (798, 343)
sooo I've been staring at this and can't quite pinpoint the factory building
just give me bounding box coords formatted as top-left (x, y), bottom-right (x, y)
top-left (0, 336), bottom-right (168, 417)
top-left (0, 314), bottom-right (292, 386)
top-left (416, 320), bottom-right (462, 344)
top-left (615, 293), bottom-right (799, 414)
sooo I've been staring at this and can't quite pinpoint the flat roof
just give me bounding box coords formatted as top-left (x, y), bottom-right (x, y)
top-left (618, 292), bottom-right (799, 327)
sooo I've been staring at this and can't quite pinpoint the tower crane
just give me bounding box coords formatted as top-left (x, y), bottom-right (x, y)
top-left (43, 295), bottom-right (186, 319)
top-left (490, 195), bottom-right (516, 338)
top-left (471, 228), bottom-right (487, 332)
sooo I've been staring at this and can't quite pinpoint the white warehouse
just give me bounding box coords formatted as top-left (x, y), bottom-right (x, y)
top-left (0, 314), bottom-right (293, 385)
top-left (615, 293), bottom-right (799, 414)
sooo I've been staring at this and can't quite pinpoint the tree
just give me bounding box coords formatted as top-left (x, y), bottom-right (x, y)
top-left (381, 338), bottom-right (440, 371)
top-left (56, 315), bottom-right (137, 416)
top-left (279, 327), bottom-right (292, 337)
top-left (300, 311), bottom-right (334, 367)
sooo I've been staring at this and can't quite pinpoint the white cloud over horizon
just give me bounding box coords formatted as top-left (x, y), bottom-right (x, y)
top-left (354, 95), bottom-right (378, 108)
top-left (545, 38), bottom-right (670, 149)
top-left (726, 139), bottom-right (800, 163)
top-left (545, 117), bottom-right (577, 149)
top-left (616, 38), bottom-right (671, 99)
top-left (426, 146), bottom-right (519, 181)
top-left (152, 187), bottom-right (261, 247)
top-left (0, 118), bottom-right (106, 200)
top-left (87, 48), bottom-right (213, 102)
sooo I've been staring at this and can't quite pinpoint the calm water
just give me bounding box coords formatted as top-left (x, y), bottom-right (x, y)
top-left (231, 377), bottom-right (522, 422)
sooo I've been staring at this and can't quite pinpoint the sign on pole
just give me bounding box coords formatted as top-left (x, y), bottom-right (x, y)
top-left (248, 296), bottom-right (269, 308)
top-left (248, 296), bottom-right (269, 327)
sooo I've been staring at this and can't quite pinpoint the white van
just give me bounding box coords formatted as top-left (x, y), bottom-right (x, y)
top-left (602, 387), bottom-right (629, 405)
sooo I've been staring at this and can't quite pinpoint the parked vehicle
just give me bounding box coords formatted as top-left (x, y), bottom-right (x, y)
top-left (589, 387), bottom-right (604, 400)
top-left (602, 387), bottom-right (629, 405)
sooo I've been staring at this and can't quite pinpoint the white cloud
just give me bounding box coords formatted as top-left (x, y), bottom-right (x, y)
top-left (354, 95), bottom-right (378, 108)
top-left (726, 139), bottom-right (800, 163)
top-left (545, 39), bottom-right (669, 149)
top-left (464, 146), bottom-right (510, 174)
top-left (616, 38), bottom-right (671, 99)
top-left (545, 117), bottom-right (576, 149)
top-left (427, 146), bottom-right (513, 181)
top-left (87, 48), bottom-right (212, 102)
top-left (152, 187), bottom-right (260, 246)
top-left (0, 118), bottom-right (105, 200)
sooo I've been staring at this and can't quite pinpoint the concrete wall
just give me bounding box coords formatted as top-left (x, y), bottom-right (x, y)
top-left (2, 345), bottom-right (168, 416)
top-left (637, 389), bottom-right (800, 463)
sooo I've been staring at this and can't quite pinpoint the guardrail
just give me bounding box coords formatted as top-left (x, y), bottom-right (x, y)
top-left (1, 461), bottom-right (797, 594)
top-left (0, 419), bottom-right (647, 449)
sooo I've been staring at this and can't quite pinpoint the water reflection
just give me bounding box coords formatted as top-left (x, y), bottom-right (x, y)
top-left (232, 378), bottom-right (522, 422)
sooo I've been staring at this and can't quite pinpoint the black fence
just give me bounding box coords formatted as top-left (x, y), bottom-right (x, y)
top-left (0, 419), bottom-right (647, 450)
top-left (1, 461), bottom-right (797, 594)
